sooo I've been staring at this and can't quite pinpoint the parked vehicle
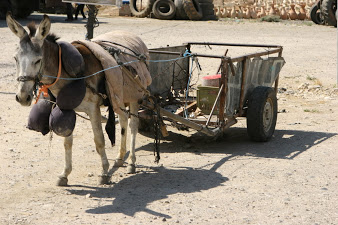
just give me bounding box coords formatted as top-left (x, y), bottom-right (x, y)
top-left (0, 0), bottom-right (39, 19)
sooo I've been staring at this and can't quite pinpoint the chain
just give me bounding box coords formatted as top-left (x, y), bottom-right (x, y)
top-left (119, 107), bottom-right (139, 118)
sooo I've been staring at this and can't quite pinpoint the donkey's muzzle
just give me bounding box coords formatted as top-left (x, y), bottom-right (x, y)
top-left (16, 94), bottom-right (32, 106)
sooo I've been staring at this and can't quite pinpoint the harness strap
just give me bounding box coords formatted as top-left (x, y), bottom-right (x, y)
top-left (35, 45), bottom-right (62, 104)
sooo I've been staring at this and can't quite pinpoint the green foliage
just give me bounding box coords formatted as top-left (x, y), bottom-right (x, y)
top-left (260, 15), bottom-right (281, 22)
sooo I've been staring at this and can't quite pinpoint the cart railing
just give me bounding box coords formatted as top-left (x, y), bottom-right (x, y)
top-left (145, 43), bottom-right (285, 137)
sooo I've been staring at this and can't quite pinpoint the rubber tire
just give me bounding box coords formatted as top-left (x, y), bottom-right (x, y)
top-left (152, 0), bottom-right (176, 20)
top-left (199, 2), bottom-right (216, 20)
top-left (175, 0), bottom-right (189, 19)
top-left (310, 3), bottom-right (324, 24)
top-left (321, 0), bottom-right (337, 27)
top-left (246, 86), bottom-right (277, 142)
top-left (130, 0), bottom-right (155, 18)
top-left (183, 0), bottom-right (203, 20)
top-left (198, 0), bottom-right (213, 3)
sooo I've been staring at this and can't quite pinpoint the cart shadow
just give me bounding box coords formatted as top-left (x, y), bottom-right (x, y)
top-left (139, 127), bottom-right (337, 160)
top-left (66, 166), bottom-right (229, 218)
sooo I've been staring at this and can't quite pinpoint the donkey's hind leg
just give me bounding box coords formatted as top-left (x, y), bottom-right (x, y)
top-left (126, 102), bottom-right (139, 174)
top-left (57, 135), bottom-right (73, 186)
top-left (88, 107), bottom-right (110, 184)
top-left (113, 105), bottom-right (128, 168)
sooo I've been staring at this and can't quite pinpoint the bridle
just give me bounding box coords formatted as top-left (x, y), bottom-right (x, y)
top-left (16, 44), bottom-right (62, 104)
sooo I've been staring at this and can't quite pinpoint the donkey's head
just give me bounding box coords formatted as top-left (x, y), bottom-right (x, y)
top-left (6, 13), bottom-right (51, 106)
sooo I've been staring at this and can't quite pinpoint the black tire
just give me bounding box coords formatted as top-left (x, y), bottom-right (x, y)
top-left (310, 3), bottom-right (324, 24)
top-left (199, 2), bottom-right (216, 20)
top-left (152, 0), bottom-right (176, 20)
top-left (198, 0), bottom-right (213, 3)
top-left (183, 0), bottom-right (203, 20)
top-left (246, 86), bottom-right (277, 142)
top-left (174, 0), bottom-right (189, 19)
top-left (130, 0), bottom-right (155, 18)
top-left (0, 0), bottom-right (10, 19)
top-left (199, 3), bottom-right (214, 11)
top-left (321, 0), bottom-right (337, 27)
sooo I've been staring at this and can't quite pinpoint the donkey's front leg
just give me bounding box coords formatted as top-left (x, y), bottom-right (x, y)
top-left (88, 107), bottom-right (110, 184)
top-left (57, 135), bottom-right (73, 186)
top-left (126, 102), bottom-right (139, 174)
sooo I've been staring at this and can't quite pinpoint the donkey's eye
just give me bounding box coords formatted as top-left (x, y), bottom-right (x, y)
top-left (14, 57), bottom-right (18, 62)
top-left (34, 59), bottom-right (41, 65)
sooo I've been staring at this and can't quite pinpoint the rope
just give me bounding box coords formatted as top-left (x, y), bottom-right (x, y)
top-left (35, 45), bottom-right (62, 104)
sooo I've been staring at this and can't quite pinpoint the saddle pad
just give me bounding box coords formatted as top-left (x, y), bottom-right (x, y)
top-left (58, 41), bottom-right (85, 77)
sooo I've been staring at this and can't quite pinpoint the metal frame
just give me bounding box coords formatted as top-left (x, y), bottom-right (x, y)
top-left (143, 43), bottom-right (284, 137)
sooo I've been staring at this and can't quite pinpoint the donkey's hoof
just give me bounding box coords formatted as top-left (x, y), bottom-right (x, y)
top-left (99, 175), bottom-right (111, 185)
top-left (127, 164), bottom-right (136, 174)
top-left (113, 159), bottom-right (124, 167)
top-left (57, 177), bottom-right (68, 186)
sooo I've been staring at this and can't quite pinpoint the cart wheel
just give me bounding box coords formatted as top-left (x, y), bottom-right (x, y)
top-left (246, 86), bottom-right (277, 142)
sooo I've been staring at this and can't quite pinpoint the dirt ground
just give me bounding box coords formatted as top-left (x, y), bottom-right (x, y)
top-left (0, 14), bottom-right (337, 224)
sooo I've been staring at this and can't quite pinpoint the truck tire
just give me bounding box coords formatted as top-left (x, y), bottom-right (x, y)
top-left (130, 0), bottom-right (155, 18)
top-left (0, 0), bottom-right (10, 19)
top-left (174, 0), bottom-right (189, 19)
top-left (152, 0), bottom-right (176, 20)
top-left (183, 0), bottom-right (203, 20)
top-left (246, 86), bottom-right (277, 142)
top-left (321, 0), bottom-right (337, 27)
top-left (310, 2), bottom-right (324, 24)
top-left (199, 2), bottom-right (216, 20)
top-left (1, 0), bottom-right (34, 19)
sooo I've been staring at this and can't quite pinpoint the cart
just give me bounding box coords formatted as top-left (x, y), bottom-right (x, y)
top-left (140, 42), bottom-right (285, 142)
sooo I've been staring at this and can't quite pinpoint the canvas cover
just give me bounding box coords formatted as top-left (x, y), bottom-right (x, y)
top-left (73, 31), bottom-right (152, 114)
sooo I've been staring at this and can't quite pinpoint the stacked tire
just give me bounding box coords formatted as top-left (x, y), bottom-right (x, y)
top-left (310, 0), bottom-right (337, 27)
top-left (129, 0), bottom-right (216, 20)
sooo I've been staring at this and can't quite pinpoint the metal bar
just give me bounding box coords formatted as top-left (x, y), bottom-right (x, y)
top-left (216, 49), bottom-right (228, 74)
top-left (86, 5), bottom-right (96, 40)
top-left (218, 59), bottom-right (227, 125)
top-left (239, 57), bottom-right (248, 116)
top-left (149, 50), bottom-right (182, 55)
top-left (274, 47), bottom-right (283, 95)
top-left (140, 100), bottom-right (218, 136)
top-left (185, 42), bottom-right (283, 49)
top-left (191, 48), bottom-right (282, 61)
top-left (206, 84), bottom-right (224, 127)
top-left (231, 48), bottom-right (282, 62)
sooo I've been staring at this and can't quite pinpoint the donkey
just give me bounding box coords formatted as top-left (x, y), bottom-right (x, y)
top-left (6, 13), bottom-right (151, 186)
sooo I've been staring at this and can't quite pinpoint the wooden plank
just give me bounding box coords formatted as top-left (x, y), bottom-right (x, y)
top-left (175, 101), bottom-right (197, 116)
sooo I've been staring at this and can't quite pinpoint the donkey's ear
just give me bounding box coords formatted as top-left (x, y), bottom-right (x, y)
top-left (36, 14), bottom-right (51, 41)
top-left (6, 12), bottom-right (28, 40)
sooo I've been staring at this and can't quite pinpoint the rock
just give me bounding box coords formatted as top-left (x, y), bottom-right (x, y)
top-left (85, 193), bottom-right (91, 199)
top-left (162, 218), bottom-right (167, 222)
top-left (308, 85), bottom-right (321, 90)
top-left (87, 173), bottom-right (94, 177)
top-left (298, 83), bottom-right (309, 90)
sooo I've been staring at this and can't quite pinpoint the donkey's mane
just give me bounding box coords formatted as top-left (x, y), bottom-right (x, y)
top-left (27, 21), bottom-right (60, 43)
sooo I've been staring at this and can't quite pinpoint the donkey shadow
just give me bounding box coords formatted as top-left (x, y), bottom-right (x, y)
top-left (67, 166), bottom-right (229, 218)
top-left (66, 128), bottom-right (336, 217)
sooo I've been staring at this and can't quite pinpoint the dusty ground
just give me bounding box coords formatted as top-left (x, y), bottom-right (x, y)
top-left (0, 14), bottom-right (337, 224)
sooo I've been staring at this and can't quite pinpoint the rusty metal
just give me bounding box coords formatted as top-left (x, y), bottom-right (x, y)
top-left (146, 42), bottom-right (285, 136)
top-left (206, 84), bottom-right (224, 127)
top-left (186, 42), bottom-right (282, 49)
top-left (239, 57), bottom-right (248, 116)
top-left (218, 59), bottom-right (227, 125)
